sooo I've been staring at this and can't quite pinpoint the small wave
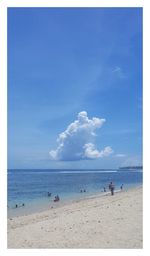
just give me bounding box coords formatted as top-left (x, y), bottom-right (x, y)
top-left (52, 170), bottom-right (117, 174)
top-left (8, 170), bottom-right (117, 175)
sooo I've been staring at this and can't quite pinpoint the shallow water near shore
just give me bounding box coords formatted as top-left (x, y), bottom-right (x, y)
top-left (7, 169), bottom-right (142, 218)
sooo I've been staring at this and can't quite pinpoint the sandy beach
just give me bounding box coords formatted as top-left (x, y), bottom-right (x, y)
top-left (7, 186), bottom-right (142, 249)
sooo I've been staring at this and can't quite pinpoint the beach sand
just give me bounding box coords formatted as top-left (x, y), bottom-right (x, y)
top-left (7, 186), bottom-right (142, 249)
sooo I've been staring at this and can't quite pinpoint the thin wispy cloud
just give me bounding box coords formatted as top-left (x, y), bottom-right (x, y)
top-left (115, 154), bottom-right (126, 158)
top-left (49, 111), bottom-right (113, 161)
top-left (112, 66), bottom-right (126, 79)
top-left (121, 156), bottom-right (142, 167)
top-left (112, 66), bottom-right (122, 73)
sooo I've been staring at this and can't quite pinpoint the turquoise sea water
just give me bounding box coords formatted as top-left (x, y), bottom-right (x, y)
top-left (7, 169), bottom-right (142, 217)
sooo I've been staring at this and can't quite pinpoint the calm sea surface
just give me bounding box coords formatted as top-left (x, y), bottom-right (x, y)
top-left (7, 169), bottom-right (142, 217)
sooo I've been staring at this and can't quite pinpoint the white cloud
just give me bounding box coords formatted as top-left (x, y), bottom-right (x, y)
top-left (99, 146), bottom-right (114, 157)
top-left (84, 144), bottom-right (113, 159)
top-left (49, 111), bottom-right (113, 161)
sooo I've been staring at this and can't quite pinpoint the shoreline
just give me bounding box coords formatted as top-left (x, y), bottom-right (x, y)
top-left (8, 183), bottom-right (141, 219)
top-left (8, 185), bottom-right (143, 248)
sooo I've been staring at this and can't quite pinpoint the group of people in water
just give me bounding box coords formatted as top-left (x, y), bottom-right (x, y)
top-left (80, 189), bottom-right (86, 193)
top-left (11, 182), bottom-right (124, 209)
top-left (13, 203), bottom-right (25, 209)
top-left (103, 182), bottom-right (124, 195)
top-left (47, 192), bottom-right (60, 202)
top-left (48, 182), bottom-right (123, 200)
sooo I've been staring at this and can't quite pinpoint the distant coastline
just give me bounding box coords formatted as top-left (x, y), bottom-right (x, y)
top-left (119, 166), bottom-right (143, 170)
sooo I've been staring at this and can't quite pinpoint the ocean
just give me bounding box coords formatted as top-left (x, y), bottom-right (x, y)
top-left (7, 169), bottom-right (142, 217)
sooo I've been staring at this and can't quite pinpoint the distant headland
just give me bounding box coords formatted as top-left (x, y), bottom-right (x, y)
top-left (119, 166), bottom-right (143, 170)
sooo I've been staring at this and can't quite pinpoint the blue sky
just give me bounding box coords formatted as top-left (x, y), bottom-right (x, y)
top-left (8, 8), bottom-right (142, 169)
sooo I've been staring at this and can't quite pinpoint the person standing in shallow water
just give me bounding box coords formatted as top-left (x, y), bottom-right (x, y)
top-left (109, 182), bottom-right (115, 195)
top-left (120, 184), bottom-right (123, 190)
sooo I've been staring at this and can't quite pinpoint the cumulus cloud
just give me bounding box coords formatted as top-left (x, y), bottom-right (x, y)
top-left (84, 144), bottom-right (113, 159)
top-left (49, 111), bottom-right (113, 161)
